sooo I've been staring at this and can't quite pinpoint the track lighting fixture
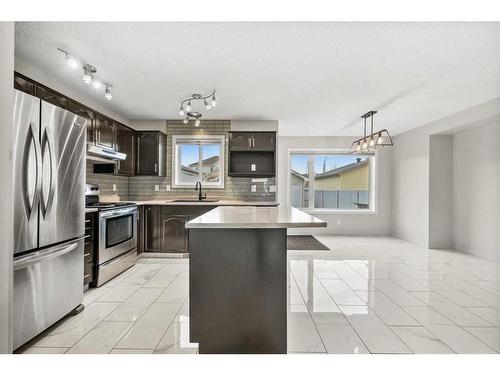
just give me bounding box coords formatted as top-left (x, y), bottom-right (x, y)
top-left (82, 64), bottom-right (95, 85)
top-left (350, 111), bottom-right (393, 154)
top-left (57, 48), bottom-right (115, 101)
top-left (104, 84), bottom-right (113, 101)
top-left (178, 90), bottom-right (217, 125)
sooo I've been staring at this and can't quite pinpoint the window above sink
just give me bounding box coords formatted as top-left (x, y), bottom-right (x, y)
top-left (172, 135), bottom-right (225, 189)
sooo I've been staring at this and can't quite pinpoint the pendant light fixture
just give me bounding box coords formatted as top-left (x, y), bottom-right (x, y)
top-left (350, 111), bottom-right (393, 154)
top-left (178, 90), bottom-right (217, 125)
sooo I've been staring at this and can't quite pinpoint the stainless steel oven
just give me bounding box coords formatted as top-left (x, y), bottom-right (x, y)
top-left (98, 206), bottom-right (137, 264)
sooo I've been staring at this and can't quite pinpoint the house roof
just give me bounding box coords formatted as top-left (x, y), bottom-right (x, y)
top-left (181, 165), bottom-right (199, 175)
top-left (291, 169), bottom-right (308, 181)
top-left (189, 155), bottom-right (220, 168)
top-left (314, 160), bottom-right (368, 180)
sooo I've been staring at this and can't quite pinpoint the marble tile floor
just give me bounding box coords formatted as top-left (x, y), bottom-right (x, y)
top-left (17, 236), bottom-right (500, 354)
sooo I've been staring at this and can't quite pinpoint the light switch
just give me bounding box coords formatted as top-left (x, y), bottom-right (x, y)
top-left (166, 185), bottom-right (171, 191)
top-left (154, 185), bottom-right (160, 192)
top-left (251, 164), bottom-right (256, 171)
top-left (251, 185), bottom-right (257, 193)
top-left (112, 184), bottom-right (117, 192)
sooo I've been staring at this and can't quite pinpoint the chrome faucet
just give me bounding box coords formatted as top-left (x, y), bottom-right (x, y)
top-left (195, 181), bottom-right (207, 201)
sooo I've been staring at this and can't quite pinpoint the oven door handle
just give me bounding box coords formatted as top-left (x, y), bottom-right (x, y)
top-left (100, 208), bottom-right (137, 219)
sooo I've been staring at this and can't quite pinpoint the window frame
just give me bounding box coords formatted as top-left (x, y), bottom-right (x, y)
top-left (287, 148), bottom-right (377, 214)
top-left (172, 134), bottom-right (225, 189)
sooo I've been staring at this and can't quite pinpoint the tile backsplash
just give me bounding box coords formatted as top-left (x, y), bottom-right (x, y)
top-left (86, 120), bottom-right (276, 201)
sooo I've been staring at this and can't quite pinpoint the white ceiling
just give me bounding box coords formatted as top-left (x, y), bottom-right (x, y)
top-left (14, 22), bottom-right (500, 136)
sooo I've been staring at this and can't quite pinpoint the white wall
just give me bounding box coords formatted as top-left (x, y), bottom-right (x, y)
top-left (15, 58), bottom-right (130, 125)
top-left (0, 22), bottom-right (14, 354)
top-left (392, 97), bottom-right (500, 249)
top-left (428, 135), bottom-right (453, 249)
top-left (452, 122), bottom-right (500, 262)
top-left (128, 120), bottom-right (166, 132)
top-left (278, 136), bottom-right (392, 236)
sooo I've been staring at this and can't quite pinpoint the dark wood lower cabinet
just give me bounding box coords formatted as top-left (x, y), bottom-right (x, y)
top-left (161, 215), bottom-right (190, 253)
top-left (144, 206), bottom-right (161, 253)
top-left (141, 205), bottom-right (216, 254)
top-left (84, 212), bottom-right (97, 286)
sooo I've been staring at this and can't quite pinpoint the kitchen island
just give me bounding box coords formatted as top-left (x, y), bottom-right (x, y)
top-left (186, 206), bottom-right (326, 354)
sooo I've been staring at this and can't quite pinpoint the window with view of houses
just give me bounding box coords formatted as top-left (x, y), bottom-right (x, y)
top-left (290, 153), bottom-right (373, 210)
top-left (173, 135), bottom-right (225, 188)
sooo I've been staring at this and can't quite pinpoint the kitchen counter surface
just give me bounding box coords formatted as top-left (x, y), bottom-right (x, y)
top-left (185, 206), bottom-right (326, 229)
top-left (103, 199), bottom-right (279, 207)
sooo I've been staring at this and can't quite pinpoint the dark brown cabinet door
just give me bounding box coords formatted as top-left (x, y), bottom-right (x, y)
top-left (95, 114), bottom-right (115, 150)
top-left (229, 132), bottom-right (253, 151)
top-left (161, 215), bottom-right (190, 253)
top-left (116, 123), bottom-right (136, 175)
top-left (14, 73), bottom-right (35, 95)
top-left (137, 206), bottom-right (145, 254)
top-left (69, 100), bottom-right (96, 145)
top-left (136, 131), bottom-right (166, 176)
top-left (252, 132), bottom-right (276, 151)
top-left (35, 85), bottom-right (69, 110)
top-left (144, 206), bottom-right (161, 253)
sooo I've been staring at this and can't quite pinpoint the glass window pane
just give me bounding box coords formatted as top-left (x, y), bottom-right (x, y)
top-left (290, 155), bottom-right (309, 208)
top-left (291, 153), bottom-right (371, 210)
top-left (178, 143), bottom-right (200, 184)
top-left (201, 143), bottom-right (221, 183)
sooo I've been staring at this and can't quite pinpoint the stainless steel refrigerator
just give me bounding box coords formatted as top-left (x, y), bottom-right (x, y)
top-left (12, 90), bottom-right (87, 350)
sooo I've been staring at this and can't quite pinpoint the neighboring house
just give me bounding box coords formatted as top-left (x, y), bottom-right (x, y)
top-left (290, 170), bottom-right (308, 208)
top-left (314, 159), bottom-right (369, 191)
top-left (314, 159), bottom-right (369, 209)
top-left (182, 155), bottom-right (221, 182)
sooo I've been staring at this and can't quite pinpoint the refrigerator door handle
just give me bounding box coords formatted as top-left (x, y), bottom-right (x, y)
top-left (40, 128), bottom-right (55, 217)
top-left (22, 122), bottom-right (42, 220)
top-left (13, 241), bottom-right (79, 271)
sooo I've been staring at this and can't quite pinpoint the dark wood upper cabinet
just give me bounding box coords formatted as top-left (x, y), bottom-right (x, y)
top-left (69, 100), bottom-right (96, 145)
top-left (14, 73), bottom-right (35, 95)
top-left (116, 123), bottom-right (136, 176)
top-left (35, 85), bottom-right (69, 110)
top-left (95, 114), bottom-right (116, 150)
top-left (228, 131), bottom-right (277, 177)
top-left (229, 132), bottom-right (276, 152)
top-left (136, 131), bottom-right (167, 176)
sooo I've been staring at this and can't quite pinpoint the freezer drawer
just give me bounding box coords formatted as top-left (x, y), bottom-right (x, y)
top-left (13, 238), bottom-right (84, 349)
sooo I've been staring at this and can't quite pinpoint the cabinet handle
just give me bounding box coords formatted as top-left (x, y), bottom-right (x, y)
top-left (155, 163), bottom-right (158, 173)
top-left (248, 137), bottom-right (252, 148)
top-left (137, 138), bottom-right (141, 173)
top-left (252, 137), bottom-right (255, 148)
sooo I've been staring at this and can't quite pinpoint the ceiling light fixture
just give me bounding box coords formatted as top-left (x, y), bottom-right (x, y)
top-left (82, 64), bottom-right (95, 85)
top-left (57, 48), bottom-right (115, 101)
top-left (104, 84), bottom-right (113, 101)
top-left (178, 90), bottom-right (217, 125)
top-left (350, 111), bottom-right (393, 154)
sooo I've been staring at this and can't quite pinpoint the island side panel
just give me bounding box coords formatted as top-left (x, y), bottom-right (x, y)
top-left (189, 228), bottom-right (287, 354)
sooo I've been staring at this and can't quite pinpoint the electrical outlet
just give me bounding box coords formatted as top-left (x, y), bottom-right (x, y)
top-left (251, 185), bottom-right (257, 193)
top-left (251, 164), bottom-right (256, 172)
top-left (337, 219), bottom-right (342, 225)
top-left (166, 185), bottom-right (171, 192)
top-left (112, 184), bottom-right (117, 192)
top-left (154, 185), bottom-right (160, 192)
top-left (269, 185), bottom-right (277, 192)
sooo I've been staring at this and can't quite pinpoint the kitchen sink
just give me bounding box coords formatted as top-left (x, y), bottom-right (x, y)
top-left (173, 199), bottom-right (220, 203)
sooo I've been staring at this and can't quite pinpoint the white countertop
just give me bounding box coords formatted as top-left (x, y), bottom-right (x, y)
top-left (103, 199), bottom-right (278, 207)
top-left (185, 206), bottom-right (326, 229)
